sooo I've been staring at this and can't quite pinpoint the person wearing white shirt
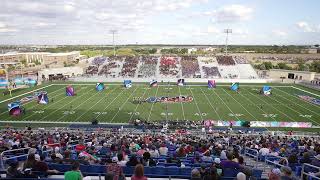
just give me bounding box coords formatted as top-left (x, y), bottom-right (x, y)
top-left (149, 146), bottom-right (159, 158)
top-left (159, 144), bottom-right (168, 156)
top-left (259, 144), bottom-right (270, 156)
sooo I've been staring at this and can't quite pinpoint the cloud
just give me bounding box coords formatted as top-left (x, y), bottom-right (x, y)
top-left (212, 4), bottom-right (253, 23)
top-left (34, 22), bottom-right (57, 27)
top-left (0, 21), bottom-right (18, 33)
top-left (272, 30), bottom-right (288, 37)
top-left (296, 21), bottom-right (317, 32)
top-left (207, 26), bottom-right (220, 33)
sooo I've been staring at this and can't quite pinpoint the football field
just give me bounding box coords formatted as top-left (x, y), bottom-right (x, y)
top-left (0, 83), bottom-right (319, 126)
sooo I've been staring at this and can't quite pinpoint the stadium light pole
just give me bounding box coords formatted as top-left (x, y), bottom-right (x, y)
top-left (224, 29), bottom-right (232, 55)
top-left (110, 30), bottom-right (117, 56)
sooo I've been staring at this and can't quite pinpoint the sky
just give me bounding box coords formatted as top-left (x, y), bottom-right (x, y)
top-left (0, 0), bottom-right (319, 45)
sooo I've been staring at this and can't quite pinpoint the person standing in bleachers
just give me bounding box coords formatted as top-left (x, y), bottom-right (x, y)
top-left (64, 161), bottom-right (83, 180)
top-left (107, 157), bottom-right (125, 180)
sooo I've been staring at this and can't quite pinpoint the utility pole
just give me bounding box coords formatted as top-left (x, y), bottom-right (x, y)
top-left (110, 30), bottom-right (117, 56)
top-left (224, 29), bottom-right (232, 55)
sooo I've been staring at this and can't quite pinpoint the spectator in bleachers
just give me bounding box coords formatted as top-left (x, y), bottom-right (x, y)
top-left (131, 164), bottom-right (148, 180)
top-left (107, 157), bottom-right (124, 180)
top-left (203, 166), bottom-right (219, 180)
top-left (280, 166), bottom-right (298, 180)
top-left (126, 155), bottom-right (139, 167)
top-left (117, 153), bottom-right (127, 167)
top-left (268, 168), bottom-right (281, 180)
top-left (220, 151), bottom-right (240, 169)
top-left (181, 56), bottom-right (200, 78)
top-left (176, 147), bottom-right (186, 157)
top-left (148, 146), bottom-right (159, 158)
top-left (259, 143), bottom-right (270, 156)
top-left (236, 172), bottom-right (246, 180)
top-left (191, 168), bottom-right (201, 180)
top-left (238, 156), bottom-right (253, 177)
top-left (159, 143), bottom-right (168, 156)
top-left (63, 151), bottom-right (74, 164)
top-left (23, 153), bottom-right (36, 170)
top-left (311, 154), bottom-right (320, 167)
top-left (64, 161), bottom-right (83, 180)
top-left (300, 152), bottom-right (312, 164)
top-left (6, 161), bottom-right (24, 178)
top-left (202, 151), bottom-right (213, 162)
top-left (216, 56), bottom-right (236, 65)
top-left (141, 152), bottom-right (156, 167)
top-left (34, 155), bottom-right (59, 174)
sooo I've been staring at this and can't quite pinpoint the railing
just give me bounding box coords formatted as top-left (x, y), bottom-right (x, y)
top-left (264, 154), bottom-right (287, 171)
top-left (301, 163), bottom-right (320, 180)
top-left (0, 148), bottom-right (54, 170)
top-left (0, 147), bottom-right (31, 169)
top-left (244, 147), bottom-right (258, 167)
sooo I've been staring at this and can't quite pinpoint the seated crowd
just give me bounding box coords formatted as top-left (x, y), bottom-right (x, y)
top-left (202, 66), bottom-right (221, 78)
top-left (216, 56), bottom-right (236, 66)
top-left (233, 56), bottom-right (248, 64)
top-left (180, 56), bottom-right (201, 78)
top-left (85, 66), bottom-right (99, 75)
top-left (92, 57), bottom-right (107, 66)
top-left (159, 57), bottom-right (180, 77)
top-left (1, 127), bottom-right (316, 179)
top-left (120, 57), bottom-right (139, 77)
top-left (137, 56), bottom-right (158, 78)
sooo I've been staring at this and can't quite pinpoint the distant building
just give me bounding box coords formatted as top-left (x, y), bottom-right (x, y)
top-left (301, 48), bottom-right (318, 54)
top-left (204, 47), bottom-right (217, 52)
top-left (38, 66), bottom-right (84, 80)
top-left (0, 53), bottom-right (19, 63)
top-left (269, 69), bottom-right (317, 82)
top-left (0, 51), bottom-right (81, 67)
top-left (188, 48), bottom-right (197, 54)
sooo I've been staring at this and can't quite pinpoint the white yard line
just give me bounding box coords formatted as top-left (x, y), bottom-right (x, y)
top-left (273, 88), bottom-right (320, 118)
top-left (74, 87), bottom-right (117, 121)
top-left (22, 86), bottom-right (84, 120)
top-left (265, 91), bottom-right (319, 124)
top-left (291, 86), bottom-right (320, 97)
top-left (0, 84), bottom-right (53, 104)
top-left (110, 87), bottom-right (139, 123)
top-left (188, 86), bottom-right (203, 121)
top-left (147, 86), bottom-right (159, 122)
top-left (128, 87), bottom-right (149, 122)
top-left (94, 88), bottom-right (127, 119)
top-left (211, 89), bottom-right (240, 121)
top-left (245, 90), bottom-right (296, 122)
top-left (278, 87), bottom-right (320, 110)
top-left (178, 86), bottom-right (186, 120)
top-left (56, 90), bottom-right (101, 122)
top-left (200, 88), bottom-right (221, 120)
top-left (0, 86), bottom-right (64, 116)
top-left (222, 89), bottom-right (259, 121)
top-left (38, 87), bottom-right (94, 121)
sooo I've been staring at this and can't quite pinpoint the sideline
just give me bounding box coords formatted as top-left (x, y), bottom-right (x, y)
top-left (291, 86), bottom-right (320, 98)
top-left (0, 84), bottom-right (54, 104)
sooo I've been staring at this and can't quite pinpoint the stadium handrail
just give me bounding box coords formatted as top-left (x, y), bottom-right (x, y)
top-left (301, 163), bottom-right (320, 180)
top-left (244, 147), bottom-right (258, 167)
top-left (0, 147), bottom-right (31, 169)
top-left (265, 154), bottom-right (287, 171)
top-left (1, 149), bottom-right (53, 169)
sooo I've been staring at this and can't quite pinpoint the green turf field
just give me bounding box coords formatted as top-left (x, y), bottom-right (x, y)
top-left (0, 83), bottom-right (319, 126)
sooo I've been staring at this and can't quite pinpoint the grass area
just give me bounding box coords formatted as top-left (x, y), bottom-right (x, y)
top-left (0, 83), bottom-right (319, 130)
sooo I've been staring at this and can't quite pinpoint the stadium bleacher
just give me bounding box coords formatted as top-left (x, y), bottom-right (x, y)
top-left (0, 127), bottom-right (317, 180)
top-left (83, 55), bottom-right (258, 80)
